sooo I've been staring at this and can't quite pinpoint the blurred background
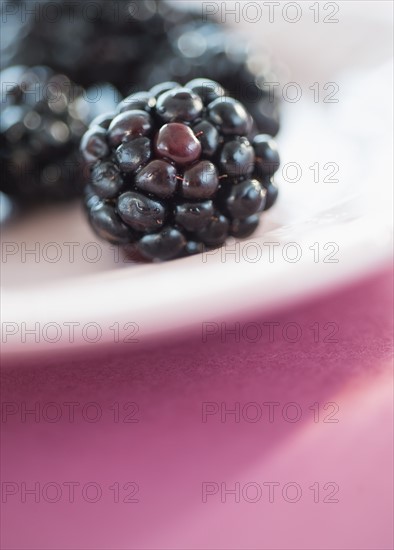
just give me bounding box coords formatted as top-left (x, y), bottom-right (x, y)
top-left (1, 1), bottom-right (393, 548)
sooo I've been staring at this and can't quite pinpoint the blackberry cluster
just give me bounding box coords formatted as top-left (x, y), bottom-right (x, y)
top-left (2, 1), bottom-right (281, 208)
top-left (138, 21), bottom-right (280, 136)
top-left (8, 1), bottom-right (280, 134)
top-left (7, 0), bottom-right (200, 94)
top-left (81, 80), bottom-right (280, 262)
top-left (0, 65), bottom-right (118, 203)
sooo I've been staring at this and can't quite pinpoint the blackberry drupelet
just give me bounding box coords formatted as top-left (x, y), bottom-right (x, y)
top-left (82, 80), bottom-right (280, 262)
top-left (0, 65), bottom-right (119, 203)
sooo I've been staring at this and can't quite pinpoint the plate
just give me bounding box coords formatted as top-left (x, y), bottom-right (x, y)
top-left (1, 1), bottom-right (393, 356)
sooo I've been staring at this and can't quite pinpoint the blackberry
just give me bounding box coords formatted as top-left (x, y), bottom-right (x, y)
top-left (82, 80), bottom-right (280, 262)
top-left (0, 65), bottom-right (119, 203)
top-left (139, 21), bottom-right (281, 136)
top-left (9, 1), bottom-right (280, 136)
top-left (8, 1), bottom-right (202, 95)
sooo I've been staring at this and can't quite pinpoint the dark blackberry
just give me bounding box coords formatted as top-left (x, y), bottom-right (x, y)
top-left (9, 1), bottom-right (280, 136)
top-left (8, 1), bottom-right (203, 95)
top-left (81, 80), bottom-right (281, 262)
top-left (139, 21), bottom-right (281, 136)
top-left (0, 65), bottom-right (119, 204)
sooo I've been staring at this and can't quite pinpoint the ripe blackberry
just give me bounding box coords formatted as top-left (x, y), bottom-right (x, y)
top-left (9, 1), bottom-right (280, 136)
top-left (8, 0), bottom-right (202, 95)
top-left (82, 80), bottom-right (280, 262)
top-left (139, 21), bottom-right (281, 136)
top-left (0, 65), bottom-right (119, 203)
